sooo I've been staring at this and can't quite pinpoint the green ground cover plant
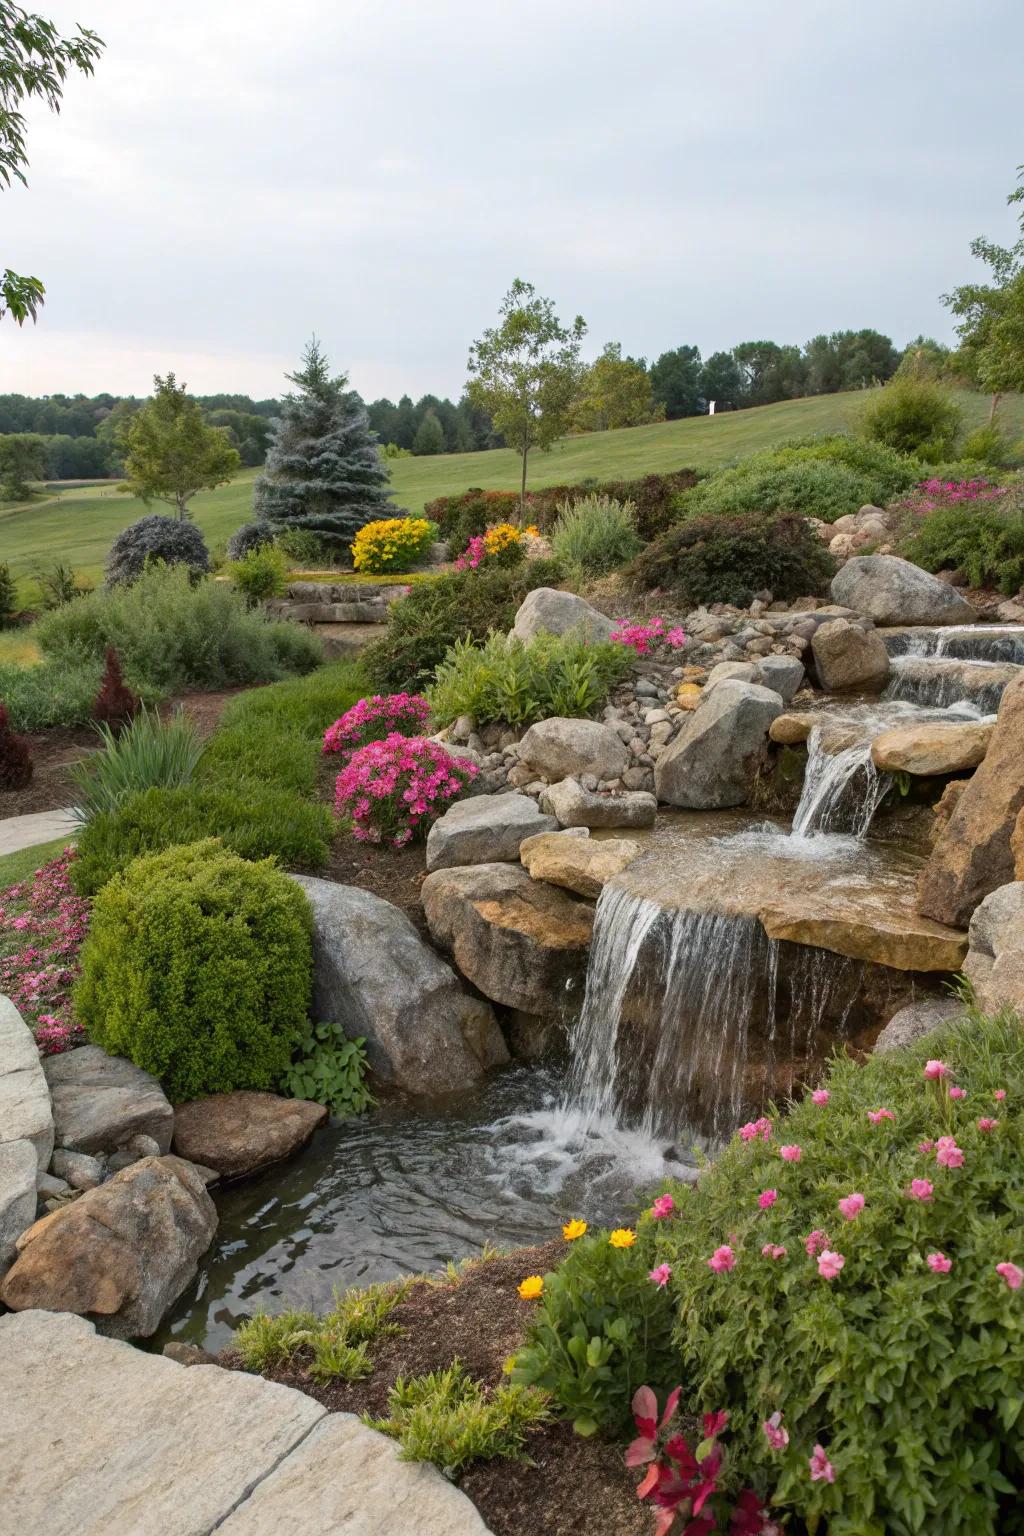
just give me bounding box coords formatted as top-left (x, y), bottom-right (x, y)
top-left (0, 655), bottom-right (106, 731)
top-left (236, 1277), bottom-right (412, 1383)
top-left (514, 1008), bottom-right (1024, 1534)
top-left (627, 511), bottom-right (834, 608)
top-left (429, 630), bottom-right (631, 728)
top-left (367, 1360), bottom-right (551, 1471)
top-left (282, 1021), bottom-right (374, 1117)
top-left (899, 481), bottom-right (1024, 593)
top-left (76, 839), bottom-right (313, 1101)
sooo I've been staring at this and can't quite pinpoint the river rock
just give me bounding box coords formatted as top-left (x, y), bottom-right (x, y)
top-left (292, 876), bottom-right (507, 1095)
top-left (0, 1155), bottom-right (216, 1338)
top-left (873, 996), bottom-right (964, 1054)
top-left (0, 996), bottom-right (54, 1170)
top-left (539, 777), bottom-right (658, 829)
top-left (810, 618), bottom-right (890, 693)
top-left (755, 655), bottom-right (805, 702)
top-left (425, 791), bottom-right (557, 871)
top-left (769, 712), bottom-right (816, 745)
top-left (421, 862), bottom-right (594, 1015)
top-left (511, 587), bottom-right (616, 643)
top-left (0, 1140), bottom-right (38, 1277)
top-left (831, 555), bottom-right (977, 626)
top-left (963, 881), bottom-right (1024, 1015)
top-left (172, 1092), bottom-right (327, 1180)
top-left (704, 661), bottom-right (756, 689)
top-left (51, 1148), bottom-right (105, 1190)
top-left (654, 680), bottom-right (783, 809)
top-left (917, 674), bottom-right (1024, 927)
top-left (870, 720), bottom-right (993, 776)
top-left (520, 832), bottom-right (639, 899)
top-left (516, 717), bottom-right (629, 783)
top-left (43, 1045), bottom-right (173, 1156)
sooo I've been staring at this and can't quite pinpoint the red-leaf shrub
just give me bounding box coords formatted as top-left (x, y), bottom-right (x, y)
top-left (92, 646), bottom-right (139, 729)
top-left (0, 702), bottom-right (32, 789)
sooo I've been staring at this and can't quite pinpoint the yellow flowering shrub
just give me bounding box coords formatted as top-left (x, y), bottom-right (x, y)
top-left (351, 517), bottom-right (437, 574)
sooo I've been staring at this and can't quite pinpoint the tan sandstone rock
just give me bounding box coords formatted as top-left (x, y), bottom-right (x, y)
top-left (520, 832), bottom-right (640, 899)
top-left (172, 1092), bottom-right (327, 1180)
top-left (870, 720), bottom-right (993, 777)
top-left (769, 712), bottom-right (816, 744)
top-left (810, 618), bottom-right (890, 693)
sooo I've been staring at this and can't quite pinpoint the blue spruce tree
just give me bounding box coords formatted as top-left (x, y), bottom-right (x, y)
top-left (254, 339), bottom-right (397, 548)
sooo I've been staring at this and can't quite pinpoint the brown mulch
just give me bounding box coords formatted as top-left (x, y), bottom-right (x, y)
top-left (224, 1240), bottom-right (647, 1536)
top-left (322, 836), bottom-right (429, 931)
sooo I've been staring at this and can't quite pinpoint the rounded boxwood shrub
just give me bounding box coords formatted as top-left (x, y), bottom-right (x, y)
top-left (105, 514), bottom-right (211, 587)
top-left (627, 511), bottom-right (834, 608)
top-left (226, 519), bottom-right (276, 561)
top-left (75, 838), bottom-right (313, 1100)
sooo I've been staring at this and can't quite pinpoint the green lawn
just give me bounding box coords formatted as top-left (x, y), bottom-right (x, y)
top-left (2, 388), bottom-right (1020, 598)
top-left (0, 835), bottom-right (74, 892)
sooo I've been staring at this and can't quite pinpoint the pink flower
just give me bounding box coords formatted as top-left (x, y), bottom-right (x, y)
top-left (948, 1086), bottom-right (966, 1100)
top-left (927, 1252), bottom-right (952, 1273)
top-left (804, 1229), bottom-right (829, 1257)
top-left (868, 1108), bottom-right (894, 1124)
top-left (809, 1444), bottom-right (836, 1483)
top-left (996, 1262), bottom-right (1023, 1291)
top-left (811, 1089), bottom-right (830, 1106)
top-left (648, 1263), bottom-right (672, 1288)
top-left (708, 1244), bottom-right (736, 1273)
top-left (994, 1089), bottom-right (1007, 1102)
top-left (762, 1411), bottom-right (789, 1451)
top-left (909, 1178), bottom-right (934, 1202)
top-left (918, 1140), bottom-right (935, 1154)
top-left (935, 1136), bottom-right (964, 1170)
top-left (738, 1116), bottom-right (772, 1143)
top-left (817, 1249), bottom-right (845, 1281)
top-left (650, 1194), bottom-right (675, 1220)
top-left (666, 626), bottom-right (687, 649)
top-left (977, 1117), bottom-right (998, 1132)
top-left (761, 1243), bottom-right (787, 1260)
top-left (779, 1144), bottom-right (802, 1163)
top-left (758, 1189), bottom-right (778, 1210)
top-left (924, 1060), bottom-right (949, 1080)
top-left (837, 1193), bottom-right (865, 1221)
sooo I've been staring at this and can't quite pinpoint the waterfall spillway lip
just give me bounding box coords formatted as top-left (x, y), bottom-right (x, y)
top-left (881, 623), bottom-right (1024, 664)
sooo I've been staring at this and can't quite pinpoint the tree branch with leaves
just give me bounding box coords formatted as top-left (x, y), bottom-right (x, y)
top-left (943, 165), bottom-right (1024, 418)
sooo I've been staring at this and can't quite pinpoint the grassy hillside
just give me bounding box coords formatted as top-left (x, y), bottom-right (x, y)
top-left (2, 388), bottom-right (1020, 597)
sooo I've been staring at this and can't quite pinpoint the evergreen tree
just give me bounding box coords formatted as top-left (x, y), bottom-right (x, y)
top-left (412, 408), bottom-right (445, 455)
top-left (254, 339), bottom-right (397, 548)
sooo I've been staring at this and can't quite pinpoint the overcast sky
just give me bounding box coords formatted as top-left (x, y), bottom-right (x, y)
top-left (1, 0), bottom-right (1022, 403)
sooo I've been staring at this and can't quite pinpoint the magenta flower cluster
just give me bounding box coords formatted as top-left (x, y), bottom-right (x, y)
top-left (334, 733), bottom-right (478, 847)
top-left (323, 693), bottom-right (430, 758)
top-left (895, 476), bottom-right (1008, 522)
top-left (610, 616), bottom-right (687, 656)
top-left (0, 848), bottom-right (88, 1054)
top-left (454, 533), bottom-right (488, 571)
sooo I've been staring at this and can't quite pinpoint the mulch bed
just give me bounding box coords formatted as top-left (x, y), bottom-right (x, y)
top-left (224, 1239), bottom-right (647, 1536)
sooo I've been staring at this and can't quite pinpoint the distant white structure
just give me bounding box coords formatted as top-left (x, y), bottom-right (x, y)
top-left (708, 400), bottom-right (716, 415)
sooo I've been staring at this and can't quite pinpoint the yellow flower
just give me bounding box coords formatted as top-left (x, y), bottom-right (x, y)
top-left (502, 1354), bottom-right (517, 1375)
top-left (562, 1219), bottom-right (588, 1241)
top-left (609, 1228), bottom-right (636, 1249)
top-left (517, 1274), bottom-right (544, 1300)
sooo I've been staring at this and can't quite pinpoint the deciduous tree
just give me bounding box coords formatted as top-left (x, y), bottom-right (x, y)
top-left (944, 166), bottom-right (1024, 417)
top-left (574, 342), bottom-right (654, 431)
top-left (120, 374), bottom-right (241, 520)
top-left (0, 430), bottom-right (45, 496)
top-left (650, 344), bottom-right (703, 419)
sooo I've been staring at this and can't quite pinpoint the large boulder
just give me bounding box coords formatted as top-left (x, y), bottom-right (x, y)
top-left (963, 881), bottom-right (1024, 1015)
top-left (831, 555), bottom-right (977, 626)
top-left (654, 680), bottom-right (783, 809)
top-left (0, 1139), bottom-right (38, 1278)
top-left (755, 655), bottom-right (805, 702)
top-left (0, 995), bottom-right (53, 1169)
top-left (172, 1092), bottom-right (327, 1180)
top-left (810, 619), bottom-right (890, 693)
top-left (425, 791), bottom-right (556, 872)
top-left (516, 717), bottom-right (629, 783)
top-left (43, 1045), bottom-right (173, 1156)
top-left (520, 831), bottom-right (640, 899)
top-left (539, 777), bottom-right (657, 829)
top-left (511, 587), bottom-right (616, 643)
top-left (872, 996), bottom-right (964, 1054)
top-left (421, 862), bottom-right (594, 1015)
top-left (292, 876), bottom-right (507, 1095)
top-left (871, 720), bottom-right (993, 776)
top-left (917, 674), bottom-right (1024, 927)
top-left (0, 1155), bottom-right (216, 1338)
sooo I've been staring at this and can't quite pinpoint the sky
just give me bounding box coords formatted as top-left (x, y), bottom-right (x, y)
top-left (1, 0), bottom-right (1022, 404)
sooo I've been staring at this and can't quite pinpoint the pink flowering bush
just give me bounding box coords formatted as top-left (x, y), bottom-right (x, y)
top-left (333, 733), bottom-right (477, 847)
top-left (611, 616), bottom-right (687, 657)
top-left (0, 848), bottom-right (88, 1053)
top-left (516, 1007), bottom-right (1024, 1533)
top-left (322, 693), bottom-right (430, 759)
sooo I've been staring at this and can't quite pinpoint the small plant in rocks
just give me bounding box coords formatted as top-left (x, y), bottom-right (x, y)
top-left (611, 617), bottom-right (687, 657)
top-left (334, 734), bottom-right (478, 846)
top-left (322, 692), bottom-right (431, 758)
top-left (0, 848), bottom-right (88, 1052)
top-left (281, 1021), bottom-right (374, 1117)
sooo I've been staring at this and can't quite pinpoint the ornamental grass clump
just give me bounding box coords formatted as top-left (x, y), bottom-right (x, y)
top-left (515, 1007), bottom-right (1024, 1534)
top-left (322, 692), bottom-right (430, 758)
top-left (550, 493), bottom-right (642, 577)
top-left (333, 734), bottom-right (477, 846)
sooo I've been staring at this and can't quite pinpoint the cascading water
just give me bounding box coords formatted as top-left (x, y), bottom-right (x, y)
top-left (790, 724), bottom-right (889, 840)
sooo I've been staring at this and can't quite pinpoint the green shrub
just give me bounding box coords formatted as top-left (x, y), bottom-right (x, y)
top-left (75, 840), bottom-right (313, 1101)
top-left (550, 494), bottom-right (642, 576)
top-left (0, 656), bottom-right (105, 730)
top-left (362, 560), bottom-right (564, 695)
top-left (0, 563), bottom-right (16, 628)
top-left (281, 1020), bottom-right (374, 1117)
top-left (517, 1008), bottom-right (1024, 1533)
top-left (900, 485), bottom-right (1024, 593)
top-left (275, 526), bottom-right (337, 568)
top-left (68, 707), bottom-right (205, 826)
top-left (35, 563), bottom-right (322, 694)
top-left (961, 421), bottom-right (1019, 467)
top-left (627, 512), bottom-right (834, 607)
top-left (678, 439), bottom-right (920, 527)
top-left (858, 374), bottom-right (963, 460)
top-left (429, 629), bottom-right (631, 728)
top-left (225, 544), bottom-right (289, 602)
top-left (369, 1360), bottom-right (551, 1470)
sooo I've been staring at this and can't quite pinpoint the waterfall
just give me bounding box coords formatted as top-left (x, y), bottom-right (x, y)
top-left (565, 884), bottom-right (867, 1145)
top-left (790, 724), bottom-right (890, 840)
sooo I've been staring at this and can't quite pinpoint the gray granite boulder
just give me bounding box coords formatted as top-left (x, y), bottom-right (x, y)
top-left (654, 680), bottom-right (783, 809)
top-left (425, 791), bottom-right (557, 872)
top-left (511, 587), bottom-right (616, 643)
top-left (831, 555), bottom-right (976, 626)
top-left (540, 777), bottom-right (658, 829)
top-left (0, 1139), bottom-right (37, 1278)
top-left (517, 717), bottom-right (629, 783)
top-left (0, 995), bottom-right (54, 1169)
top-left (755, 654), bottom-right (805, 702)
top-left (292, 876), bottom-right (508, 1094)
top-left (873, 996), bottom-right (964, 1054)
top-left (43, 1045), bottom-right (173, 1156)
top-left (811, 618), bottom-right (891, 693)
top-left (963, 880), bottom-right (1024, 1015)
